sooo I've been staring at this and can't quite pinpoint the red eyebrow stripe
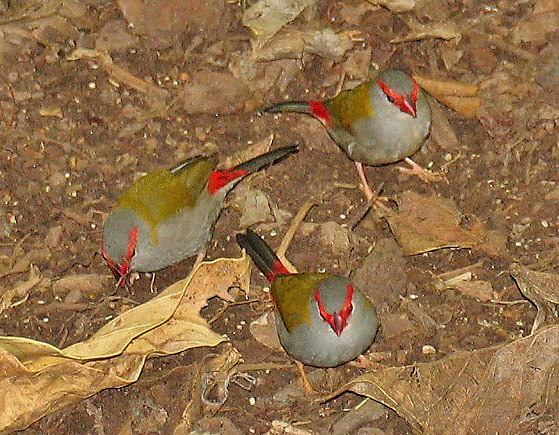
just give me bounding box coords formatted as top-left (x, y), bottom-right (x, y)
top-left (119, 226), bottom-right (138, 276)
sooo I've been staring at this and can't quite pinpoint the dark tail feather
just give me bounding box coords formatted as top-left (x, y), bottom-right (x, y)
top-left (262, 101), bottom-right (312, 115)
top-left (232, 145), bottom-right (298, 174)
top-left (236, 229), bottom-right (289, 282)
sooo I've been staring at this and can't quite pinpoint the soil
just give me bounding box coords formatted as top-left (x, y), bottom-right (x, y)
top-left (0, 0), bottom-right (556, 433)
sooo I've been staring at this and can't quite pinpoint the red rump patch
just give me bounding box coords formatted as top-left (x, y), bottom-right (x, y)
top-left (309, 101), bottom-right (332, 127)
top-left (208, 169), bottom-right (247, 194)
top-left (266, 259), bottom-right (290, 282)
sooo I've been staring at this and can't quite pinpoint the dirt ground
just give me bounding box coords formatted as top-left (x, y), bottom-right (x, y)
top-left (2, 0), bottom-right (559, 434)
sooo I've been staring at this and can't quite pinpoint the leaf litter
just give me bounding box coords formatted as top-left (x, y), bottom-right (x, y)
top-left (0, 254), bottom-right (250, 432)
top-left (2, 0), bottom-right (559, 433)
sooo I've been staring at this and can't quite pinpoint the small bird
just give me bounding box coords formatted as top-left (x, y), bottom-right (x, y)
top-left (236, 229), bottom-right (378, 368)
top-left (102, 146), bottom-right (298, 283)
top-left (264, 69), bottom-right (432, 203)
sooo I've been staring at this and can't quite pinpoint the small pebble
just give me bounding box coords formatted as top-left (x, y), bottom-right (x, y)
top-left (422, 345), bottom-right (436, 354)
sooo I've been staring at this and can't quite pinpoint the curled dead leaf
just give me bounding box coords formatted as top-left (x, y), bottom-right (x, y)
top-left (242, 0), bottom-right (319, 48)
top-left (414, 74), bottom-right (481, 118)
top-left (512, 10), bottom-right (559, 44)
top-left (510, 263), bottom-right (559, 334)
top-left (386, 191), bottom-right (508, 258)
top-left (326, 326), bottom-right (559, 433)
top-left (392, 19), bottom-right (461, 43)
top-left (365, 0), bottom-right (417, 13)
top-left (253, 29), bottom-right (357, 62)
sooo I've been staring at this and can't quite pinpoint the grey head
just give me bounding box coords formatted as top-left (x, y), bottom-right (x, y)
top-left (346, 69), bottom-right (432, 165)
top-left (276, 275), bottom-right (379, 368)
top-left (102, 207), bottom-right (144, 279)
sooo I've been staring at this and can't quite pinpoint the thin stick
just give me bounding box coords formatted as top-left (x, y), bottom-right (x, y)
top-left (276, 200), bottom-right (317, 272)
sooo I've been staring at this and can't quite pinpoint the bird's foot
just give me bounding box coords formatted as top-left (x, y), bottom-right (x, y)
top-left (397, 157), bottom-right (448, 184)
top-left (359, 182), bottom-right (394, 215)
top-left (349, 183), bottom-right (393, 229)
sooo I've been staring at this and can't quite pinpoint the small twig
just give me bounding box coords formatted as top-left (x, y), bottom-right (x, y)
top-left (98, 295), bottom-right (141, 306)
top-left (68, 48), bottom-right (169, 101)
top-left (488, 35), bottom-right (537, 62)
top-left (483, 300), bottom-right (530, 306)
top-left (33, 302), bottom-right (92, 315)
top-left (436, 261), bottom-right (484, 281)
top-left (34, 134), bottom-right (93, 162)
top-left (236, 362), bottom-right (294, 371)
top-left (276, 200), bottom-right (317, 272)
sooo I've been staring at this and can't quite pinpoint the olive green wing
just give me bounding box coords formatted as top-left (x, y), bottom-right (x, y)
top-left (116, 154), bottom-right (218, 242)
top-left (272, 273), bottom-right (332, 333)
top-left (325, 81), bottom-right (374, 133)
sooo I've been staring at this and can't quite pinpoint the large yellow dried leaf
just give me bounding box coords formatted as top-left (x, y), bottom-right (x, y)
top-left (0, 254), bottom-right (250, 433)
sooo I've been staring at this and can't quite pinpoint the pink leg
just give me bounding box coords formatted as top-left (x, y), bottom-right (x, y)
top-left (296, 361), bottom-right (315, 395)
top-left (354, 162), bottom-right (392, 213)
top-left (355, 161), bottom-right (373, 203)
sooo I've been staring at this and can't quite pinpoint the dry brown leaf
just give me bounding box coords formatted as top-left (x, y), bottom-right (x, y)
top-left (435, 95), bottom-right (482, 118)
top-left (339, 2), bottom-right (378, 25)
top-left (242, 0), bottom-right (319, 49)
top-left (181, 70), bottom-right (251, 115)
top-left (446, 279), bottom-right (494, 302)
top-left (535, 0), bottom-right (559, 14)
top-left (511, 263), bottom-right (559, 334)
top-left (328, 325), bottom-right (559, 434)
top-left (413, 74), bottom-right (483, 118)
top-left (231, 187), bottom-right (275, 228)
top-left (0, 254), bottom-right (250, 433)
top-left (52, 274), bottom-right (113, 299)
top-left (439, 44), bottom-right (464, 71)
top-left (414, 75), bottom-right (481, 118)
top-left (221, 134), bottom-right (274, 169)
top-left (386, 191), bottom-right (507, 258)
top-left (249, 311), bottom-right (282, 351)
top-left (0, 266), bottom-right (42, 314)
top-left (429, 99), bottom-right (459, 150)
top-left (365, 0), bottom-right (418, 13)
top-left (252, 28), bottom-right (357, 62)
top-left (0, 247), bottom-right (50, 279)
top-left (391, 19), bottom-right (461, 43)
top-left (512, 10), bottom-right (559, 44)
top-left (413, 75), bottom-right (478, 97)
top-left (341, 47), bottom-right (371, 80)
top-left (68, 48), bottom-right (169, 102)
